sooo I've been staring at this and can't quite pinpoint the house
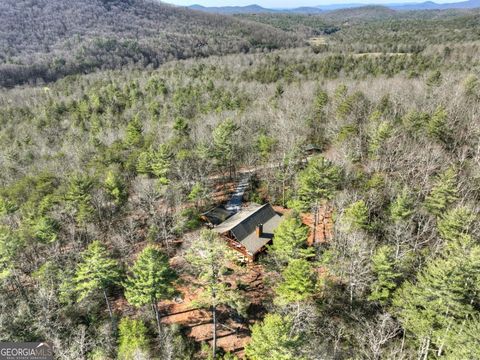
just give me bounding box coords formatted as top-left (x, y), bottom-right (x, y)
top-left (213, 203), bottom-right (282, 262)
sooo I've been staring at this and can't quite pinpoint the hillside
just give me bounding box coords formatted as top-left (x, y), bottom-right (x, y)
top-left (1, 2), bottom-right (480, 359)
top-left (188, 4), bottom-right (323, 14)
top-left (0, 0), bottom-right (300, 87)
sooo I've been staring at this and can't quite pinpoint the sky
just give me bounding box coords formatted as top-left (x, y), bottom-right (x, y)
top-left (166, 0), bottom-right (460, 7)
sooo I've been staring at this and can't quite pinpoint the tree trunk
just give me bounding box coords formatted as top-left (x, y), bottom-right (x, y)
top-left (212, 304), bottom-right (217, 360)
top-left (103, 288), bottom-right (113, 321)
top-left (437, 316), bottom-right (452, 357)
top-left (422, 337), bottom-right (430, 360)
top-left (152, 300), bottom-right (162, 337)
top-left (313, 201), bottom-right (319, 244)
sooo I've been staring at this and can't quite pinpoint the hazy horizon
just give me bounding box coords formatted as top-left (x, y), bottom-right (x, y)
top-left (167, 0), bottom-right (466, 8)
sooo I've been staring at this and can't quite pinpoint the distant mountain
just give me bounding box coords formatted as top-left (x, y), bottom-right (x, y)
top-left (316, 3), bottom-right (366, 11)
top-left (0, 0), bottom-right (301, 87)
top-left (388, 0), bottom-right (480, 10)
top-left (189, 4), bottom-right (323, 14)
top-left (189, 0), bottom-right (480, 14)
top-left (320, 5), bottom-right (398, 21)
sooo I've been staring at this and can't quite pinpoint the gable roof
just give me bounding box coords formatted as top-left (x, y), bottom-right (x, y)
top-left (214, 203), bottom-right (282, 256)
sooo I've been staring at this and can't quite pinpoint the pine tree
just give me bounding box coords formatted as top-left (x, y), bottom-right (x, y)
top-left (188, 182), bottom-right (208, 207)
top-left (424, 168), bottom-right (458, 216)
top-left (275, 259), bottom-right (317, 306)
top-left (0, 225), bottom-right (23, 280)
top-left (463, 74), bottom-right (479, 100)
top-left (389, 188), bottom-right (414, 222)
top-left (136, 151), bottom-right (150, 175)
top-left (368, 245), bottom-right (400, 305)
top-left (437, 206), bottom-right (475, 243)
top-left (402, 110), bottom-right (430, 134)
top-left (291, 156), bottom-right (341, 212)
top-left (26, 215), bottom-right (58, 243)
top-left (268, 213), bottom-right (312, 267)
top-left (124, 245), bottom-right (176, 336)
top-left (426, 70), bottom-right (442, 87)
top-left (393, 235), bottom-right (480, 357)
top-left (343, 200), bottom-right (370, 231)
top-left (212, 118), bottom-right (239, 178)
top-left (245, 314), bottom-right (305, 360)
top-left (256, 134), bottom-right (278, 162)
top-left (117, 317), bottom-right (150, 360)
top-left (65, 174), bottom-right (95, 224)
top-left (427, 106), bottom-right (448, 143)
top-left (125, 115), bottom-right (143, 147)
top-left (368, 121), bottom-right (391, 157)
top-left (104, 169), bottom-right (126, 205)
top-left (444, 316), bottom-right (480, 360)
top-left (185, 230), bottom-right (245, 359)
top-left (150, 144), bottom-right (172, 184)
top-left (74, 241), bottom-right (121, 320)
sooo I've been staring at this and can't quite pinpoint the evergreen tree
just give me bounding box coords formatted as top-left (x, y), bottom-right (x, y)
top-left (245, 314), bottom-right (305, 360)
top-left (463, 74), bottom-right (479, 100)
top-left (0, 225), bottom-right (23, 280)
top-left (25, 215), bottom-right (58, 243)
top-left (427, 106), bottom-right (449, 143)
top-left (268, 213), bottom-right (312, 267)
top-left (150, 144), bottom-right (172, 184)
top-left (291, 156), bottom-right (341, 212)
top-left (368, 121), bottom-right (391, 157)
top-left (343, 200), bottom-right (370, 231)
top-left (212, 118), bottom-right (239, 178)
top-left (444, 316), bottom-right (480, 360)
top-left (368, 245), bottom-right (400, 305)
top-left (74, 241), bottom-right (122, 320)
top-left (313, 88), bottom-right (328, 117)
top-left (65, 174), bottom-right (95, 224)
top-left (173, 116), bottom-right (190, 138)
top-left (389, 188), bottom-right (414, 223)
top-left (275, 259), bottom-right (317, 306)
top-left (188, 182), bottom-right (208, 207)
top-left (125, 115), bottom-right (143, 147)
top-left (136, 151), bottom-right (150, 175)
top-left (402, 110), bottom-right (430, 134)
top-left (185, 230), bottom-right (245, 359)
top-left (426, 70), bottom-right (442, 87)
top-left (393, 235), bottom-right (480, 357)
top-left (424, 168), bottom-right (458, 216)
top-left (117, 317), bottom-right (150, 360)
top-left (256, 134), bottom-right (277, 162)
top-left (307, 88), bottom-right (328, 145)
top-left (437, 206), bottom-right (475, 243)
top-left (124, 245), bottom-right (177, 336)
top-left (104, 169), bottom-right (126, 205)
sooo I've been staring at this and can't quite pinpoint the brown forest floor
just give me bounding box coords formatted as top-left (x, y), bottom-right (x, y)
top-left (158, 262), bottom-right (271, 356)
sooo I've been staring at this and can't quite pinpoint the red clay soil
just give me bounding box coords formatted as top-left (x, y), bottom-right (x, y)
top-left (273, 205), bottom-right (334, 245)
top-left (158, 263), bottom-right (271, 356)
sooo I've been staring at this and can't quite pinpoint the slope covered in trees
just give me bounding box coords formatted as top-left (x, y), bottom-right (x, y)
top-left (1, 6), bottom-right (480, 360)
top-left (0, 0), bottom-right (300, 87)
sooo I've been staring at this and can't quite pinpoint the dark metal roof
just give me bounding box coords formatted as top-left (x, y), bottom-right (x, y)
top-left (214, 203), bottom-right (282, 255)
top-left (201, 206), bottom-right (233, 225)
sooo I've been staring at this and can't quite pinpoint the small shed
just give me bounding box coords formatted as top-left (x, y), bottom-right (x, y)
top-left (213, 203), bottom-right (282, 261)
top-left (303, 143), bottom-right (322, 156)
top-left (201, 206), bottom-right (233, 226)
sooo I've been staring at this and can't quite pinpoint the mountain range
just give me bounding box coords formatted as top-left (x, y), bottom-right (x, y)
top-left (0, 0), bottom-right (299, 87)
top-left (188, 0), bottom-right (480, 13)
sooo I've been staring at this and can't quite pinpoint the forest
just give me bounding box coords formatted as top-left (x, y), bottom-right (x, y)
top-left (0, 1), bottom-right (480, 359)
